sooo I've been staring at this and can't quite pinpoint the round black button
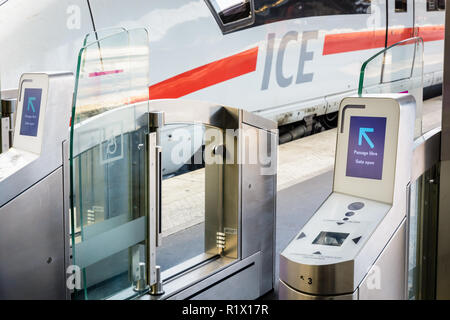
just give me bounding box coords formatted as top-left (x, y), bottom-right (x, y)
top-left (343, 217), bottom-right (349, 221)
top-left (345, 211), bottom-right (355, 217)
top-left (348, 202), bottom-right (365, 211)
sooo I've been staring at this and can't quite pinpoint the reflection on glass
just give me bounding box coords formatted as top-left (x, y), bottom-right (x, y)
top-left (210, 0), bottom-right (252, 25)
top-left (253, 0), bottom-right (371, 27)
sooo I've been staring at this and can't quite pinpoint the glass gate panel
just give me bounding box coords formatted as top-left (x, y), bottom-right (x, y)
top-left (359, 37), bottom-right (424, 137)
top-left (70, 28), bottom-right (151, 300)
top-left (408, 163), bottom-right (440, 300)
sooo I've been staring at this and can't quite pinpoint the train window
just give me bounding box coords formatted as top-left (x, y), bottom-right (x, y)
top-left (395, 0), bottom-right (407, 12)
top-left (206, 0), bottom-right (255, 34)
top-left (252, 0), bottom-right (371, 28)
top-left (427, 0), bottom-right (445, 11)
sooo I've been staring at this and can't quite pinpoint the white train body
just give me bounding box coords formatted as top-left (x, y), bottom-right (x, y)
top-left (0, 0), bottom-right (445, 126)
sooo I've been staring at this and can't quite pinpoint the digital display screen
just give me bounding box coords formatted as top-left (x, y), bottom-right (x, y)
top-left (313, 231), bottom-right (349, 247)
top-left (19, 88), bottom-right (42, 137)
top-left (346, 116), bottom-right (387, 180)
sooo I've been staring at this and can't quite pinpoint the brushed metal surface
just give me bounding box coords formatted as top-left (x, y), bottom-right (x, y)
top-left (204, 127), bottom-right (226, 256)
top-left (278, 280), bottom-right (357, 300)
top-left (147, 132), bottom-right (157, 286)
top-left (0, 168), bottom-right (66, 299)
top-left (189, 259), bottom-right (260, 300)
top-left (138, 252), bottom-right (261, 300)
top-left (412, 127), bottom-right (441, 182)
top-left (359, 219), bottom-right (407, 299)
top-left (242, 109), bottom-right (277, 131)
top-left (241, 124), bottom-right (277, 295)
top-left (279, 254), bottom-right (355, 295)
top-left (147, 100), bottom-right (239, 129)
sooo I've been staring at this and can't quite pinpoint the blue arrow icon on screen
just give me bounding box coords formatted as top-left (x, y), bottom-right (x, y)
top-left (358, 127), bottom-right (374, 148)
top-left (27, 97), bottom-right (36, 112)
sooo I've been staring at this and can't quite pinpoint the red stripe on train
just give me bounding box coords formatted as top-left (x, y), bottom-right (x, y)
top-left (323, 29), bottom-right (386, 55)
top-left (323, 25), bottom-right (444, 55)
top-left (149, 47), bottom-right (258, 100)
top-left (417, 25), bottom-right (445, 42)
top-left (145, 26), bottom-right (442, 99)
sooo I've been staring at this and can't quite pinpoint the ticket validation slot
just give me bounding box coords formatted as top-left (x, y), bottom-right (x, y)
top-left (0, 72), bottom-right (74, 299)
top-left (279, 95), bottom-right (416, 299)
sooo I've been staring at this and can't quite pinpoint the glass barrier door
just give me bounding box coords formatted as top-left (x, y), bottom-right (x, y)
top-left (69, 28), bottom-right (153, 300)
top-left (359, 37), bottom-right (424, 137)
top-left (407, 163), bottom-right (439, 300)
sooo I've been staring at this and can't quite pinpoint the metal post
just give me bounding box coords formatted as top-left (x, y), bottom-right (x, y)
top-left (148, 111), bottom-right (164, 247)
top-left (147, 111), bottom-right (165, 295)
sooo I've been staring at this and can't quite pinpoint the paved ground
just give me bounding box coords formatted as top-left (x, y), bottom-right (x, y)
top-left (161, 169), bottom-right (205, 236)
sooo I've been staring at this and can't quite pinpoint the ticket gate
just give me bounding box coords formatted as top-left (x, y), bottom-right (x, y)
top-left (67, 27), bottom-right (277, 300)
top-left (0, 73), bottom-right (277, 300)
top-left (70, 99), bottom-right (278, 300)
top-left (0, 72), bottom-right (74, 299)
top-left (279, 94), bottom-right (416, 299)
top-left (0, 72), bottom-right (277, 300)
top-left (1, 27), bottom-right (277, 300)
